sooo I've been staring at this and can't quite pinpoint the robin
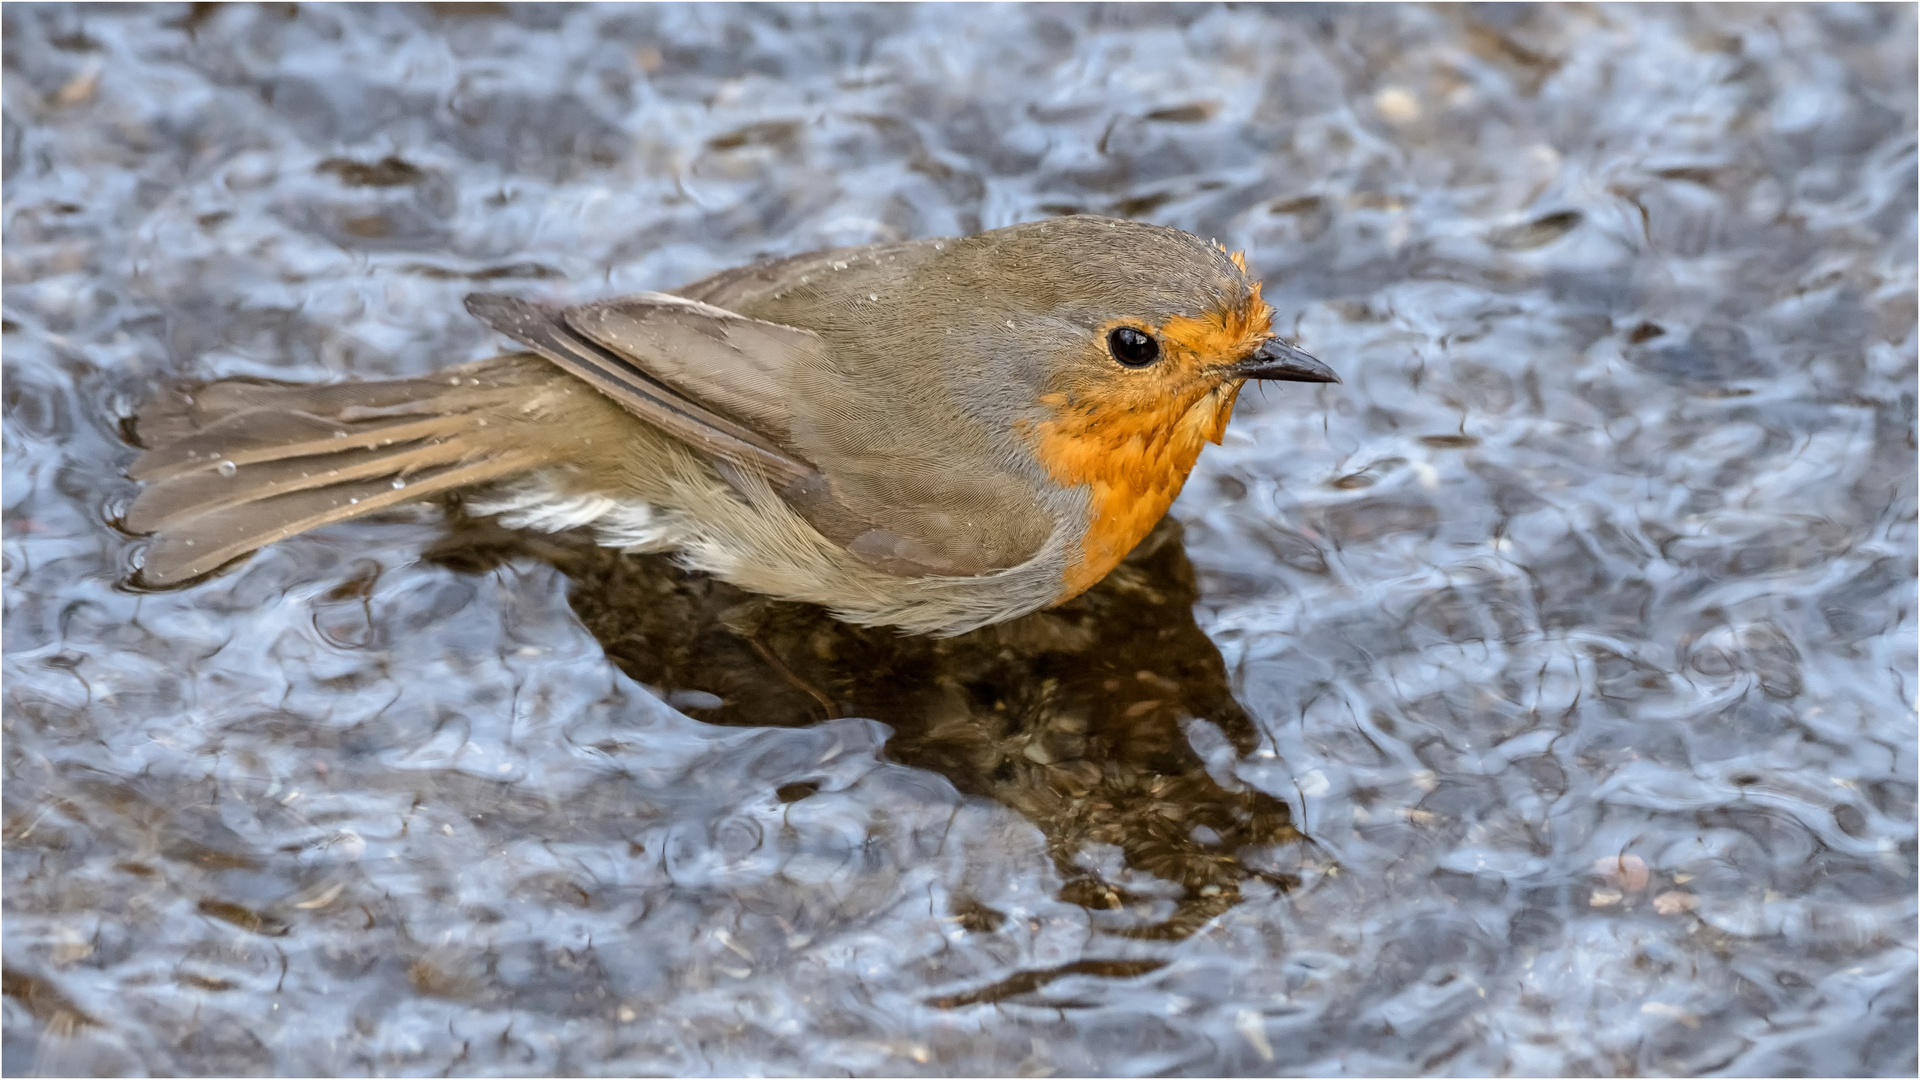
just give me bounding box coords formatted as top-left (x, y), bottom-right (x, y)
top-left (123, 215), bottom-right (1336, 635)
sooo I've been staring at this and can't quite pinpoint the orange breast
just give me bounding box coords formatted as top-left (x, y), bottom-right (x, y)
top-left (1031, 381), bottom-right (1243, 601)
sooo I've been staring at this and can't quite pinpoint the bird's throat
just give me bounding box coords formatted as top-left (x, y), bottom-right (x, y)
top-left (1031, 381), bottom-right (1244, 601)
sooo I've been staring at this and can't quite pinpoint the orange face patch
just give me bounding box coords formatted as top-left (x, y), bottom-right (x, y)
top-left (1028, 278), bottom-right (1274, 602)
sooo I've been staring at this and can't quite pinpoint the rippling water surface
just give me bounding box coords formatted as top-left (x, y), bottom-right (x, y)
top-left (4, 4), bottom-right (1916, 1075)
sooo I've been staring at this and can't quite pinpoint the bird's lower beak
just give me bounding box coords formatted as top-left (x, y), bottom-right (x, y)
top-left (1234, 337), bottom-right (1339, 383)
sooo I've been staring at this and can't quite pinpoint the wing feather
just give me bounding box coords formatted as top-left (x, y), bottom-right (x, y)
top-left (463, 294), bottom-right (816, 489)
top-left (564, 292), bottom-right (809, 438)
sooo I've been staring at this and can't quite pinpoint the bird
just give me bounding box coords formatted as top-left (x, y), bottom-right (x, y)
top-left (121, 214), bottom-right (1336, 635)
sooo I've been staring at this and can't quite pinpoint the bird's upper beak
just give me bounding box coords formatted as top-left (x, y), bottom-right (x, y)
top-left (1230, 337), bottom-right (1339, 384)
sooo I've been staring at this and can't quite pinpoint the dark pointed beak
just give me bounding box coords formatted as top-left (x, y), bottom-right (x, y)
top-left (1235, 337), bottom-right (1339, 383)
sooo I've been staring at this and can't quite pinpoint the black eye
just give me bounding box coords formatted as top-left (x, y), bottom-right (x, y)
top-left (1107, 326), bottom-right (1160, 367)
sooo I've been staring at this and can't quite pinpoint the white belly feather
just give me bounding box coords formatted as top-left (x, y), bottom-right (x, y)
top-left (465, 475), bottom-right (690, 553)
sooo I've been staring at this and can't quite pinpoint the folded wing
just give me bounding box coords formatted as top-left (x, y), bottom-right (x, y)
top-left (463, 293), bottom-right (814, 489)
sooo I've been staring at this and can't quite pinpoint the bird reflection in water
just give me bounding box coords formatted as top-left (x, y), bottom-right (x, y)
top-left (429, 513), bottom-right (1299, 999)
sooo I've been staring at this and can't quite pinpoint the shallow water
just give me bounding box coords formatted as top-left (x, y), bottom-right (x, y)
top-left (4, 3), bottom-right (1916, 1075)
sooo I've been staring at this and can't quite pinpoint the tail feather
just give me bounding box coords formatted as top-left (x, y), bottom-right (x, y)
top-left (138, 449), bottom-right (548, 584)
top-left (131, 375), bottom-right (474, 448)
top-left (127, 433), bottom-right (487, 534)
top-left (128, 409), bottom-right (486, 483)
top-left (124, 355), bottom-right (568, 586)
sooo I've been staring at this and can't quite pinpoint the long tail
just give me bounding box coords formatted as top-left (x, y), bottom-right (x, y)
top-left (124, 354), bottom-right (568, 586)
